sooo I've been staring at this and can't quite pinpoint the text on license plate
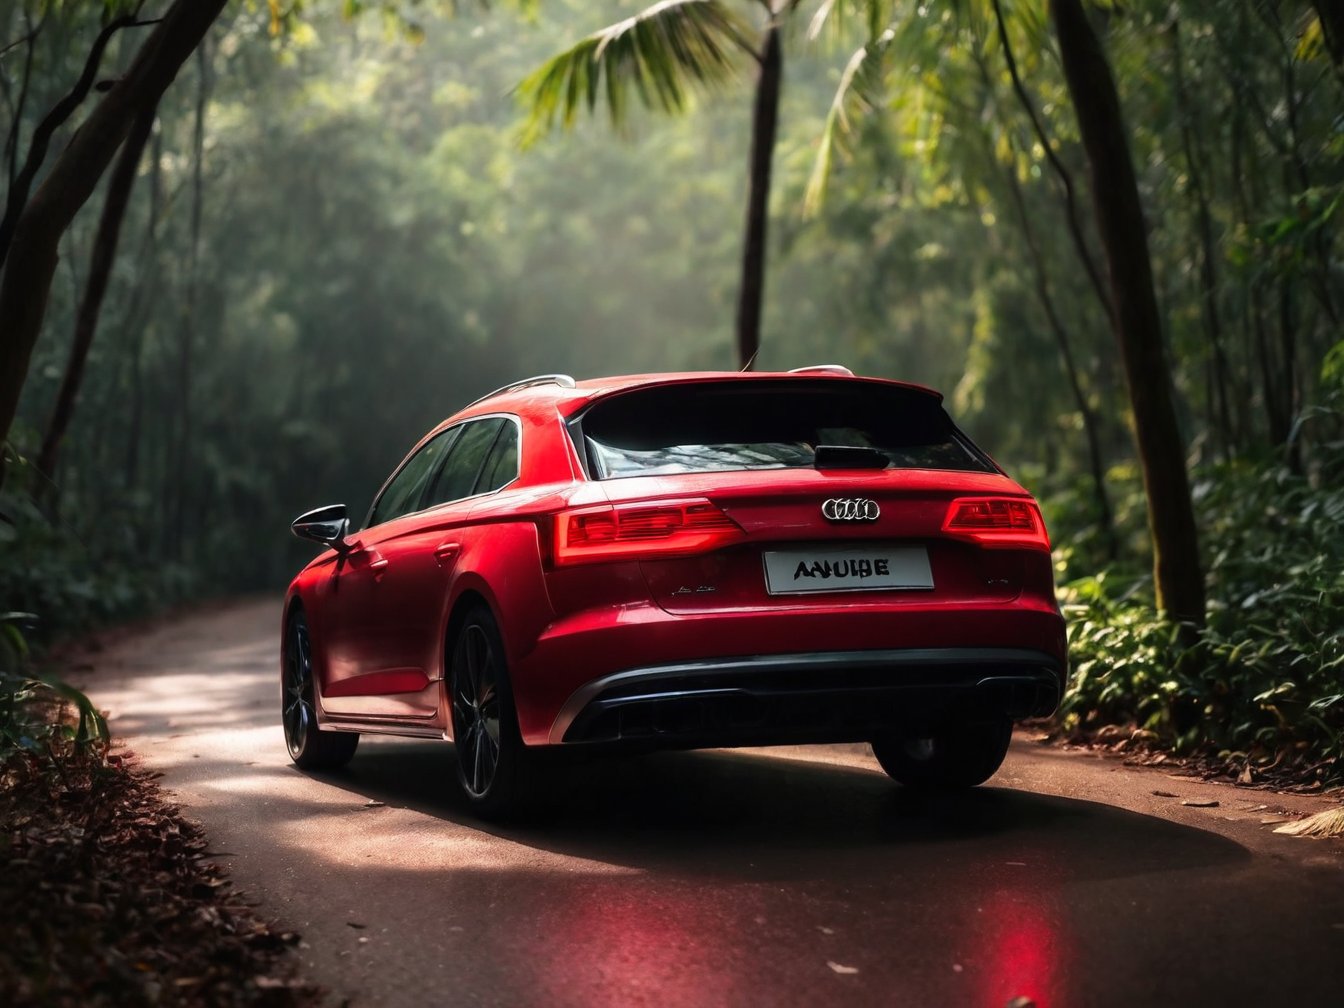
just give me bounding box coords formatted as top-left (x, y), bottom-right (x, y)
top-left (762, 547), bottom-right (933, 595)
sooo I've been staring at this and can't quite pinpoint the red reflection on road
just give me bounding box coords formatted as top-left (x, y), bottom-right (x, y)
top-left (530, 882), bottom-right (753, 1007)
top-left (979, 886), bottom-right (1063, 1008)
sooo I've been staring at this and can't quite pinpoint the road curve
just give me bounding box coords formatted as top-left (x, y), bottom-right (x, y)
top-left (83, 598), bottom-right (1344, 1007)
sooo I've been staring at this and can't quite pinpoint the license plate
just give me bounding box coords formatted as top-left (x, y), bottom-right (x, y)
top-left (762, 546), bottom-right (933, 595)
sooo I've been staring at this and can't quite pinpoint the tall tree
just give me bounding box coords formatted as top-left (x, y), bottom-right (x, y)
top-left (520, 0), bottom-right (803, 370)
top-left (1051, 0), bottom-right (1204, 626)
top-left (0, 0), bottom-right (228, 483)
top-left (35, 105), bottom-right (158, 493)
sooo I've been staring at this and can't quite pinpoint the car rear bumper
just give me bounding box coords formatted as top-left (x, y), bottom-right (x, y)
top-left (511, 600), bottom-right (1066, 745)
top-left (545, 646), bottom-right (1063, 748)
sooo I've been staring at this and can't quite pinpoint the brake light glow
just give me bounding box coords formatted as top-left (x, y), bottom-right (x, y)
top-left (554, 499), bottom-right (745, 565)
top-left (942, 498), bottom-right (1051, 551)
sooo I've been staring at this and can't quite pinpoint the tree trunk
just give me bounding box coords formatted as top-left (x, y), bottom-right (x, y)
top-left (127, 123), bottom-right (165, 491)
top-left (1051, 0), bottom-right (1205, 627)
top-left (36, 107), bottom-right (158, 492)
top-left (0, 15), bottom-right (147, 272)
top-left (170, 43), bottom-right (210, 560)
top-left (734, 23), bottom-right (781, 370)
top-left (1169, 13), bottom-right (1236, 457)
top-left (991, 0), bottom-right (1113, 325)
top-left (970, 40), bottom-right (1117, 560)
top-left (1000, 153), bottom-right (1118, 563)
top-left (0, 0), bottom-right (227, 482)
top-left (1316, 1), bottom-right (1344, 72)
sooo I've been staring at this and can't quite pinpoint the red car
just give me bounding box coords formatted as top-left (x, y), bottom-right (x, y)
top-left (282, 369), bottom-right (1066, 816)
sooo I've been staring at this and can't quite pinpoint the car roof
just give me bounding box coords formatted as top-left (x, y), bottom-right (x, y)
top-left (444, 371), bottom-right (945, 428)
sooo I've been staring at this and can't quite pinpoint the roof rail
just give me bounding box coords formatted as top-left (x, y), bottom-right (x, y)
top-left (787, 364), bottom-right (854, 377)
top-left (462, 374), bottom-right (576, 410)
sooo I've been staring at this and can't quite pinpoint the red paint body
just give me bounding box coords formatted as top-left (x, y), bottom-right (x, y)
top-left (284, 372), bottom-right (1067, 751)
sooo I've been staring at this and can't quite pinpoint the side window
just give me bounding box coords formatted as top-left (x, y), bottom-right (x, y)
top-left (367, 428), bottom-right (457, 528)
top-left (475, 422), bottom-right (519, 496)
top-left (424, 419), bottom-right (505, 508)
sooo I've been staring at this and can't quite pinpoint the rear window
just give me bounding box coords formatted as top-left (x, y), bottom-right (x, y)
top-left (573, 380), bottom-right (993, 479)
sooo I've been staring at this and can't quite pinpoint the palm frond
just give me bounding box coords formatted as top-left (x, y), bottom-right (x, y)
top-left (807, 0), bottom-right (890, 44)
top-left (803, 25), bottom-right (894, 216)
top-left (517, 0), bottom-right (755, 144)
top-left (1274, 807), bottom-right (1344, 838)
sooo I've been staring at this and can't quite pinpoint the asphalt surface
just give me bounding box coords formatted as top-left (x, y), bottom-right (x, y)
top-left (82, 598), bottom-right (1344, 1008)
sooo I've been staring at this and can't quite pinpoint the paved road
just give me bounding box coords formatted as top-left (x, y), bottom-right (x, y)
top-left (83, 599), bottom-right (1344, 1007)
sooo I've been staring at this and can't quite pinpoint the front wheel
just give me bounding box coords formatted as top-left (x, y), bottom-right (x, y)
top-left (449, 606), bottom-right (534, 819)
top-left (282, 610), bottom-right (359, 770)
top-left (871, 719), bottom-right (1012, 789)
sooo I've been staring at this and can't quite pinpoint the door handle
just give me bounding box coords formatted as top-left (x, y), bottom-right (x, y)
top-left (362, 548), bottom-right (389, 579)
top-left (434, 542), bottom-right (460, 566)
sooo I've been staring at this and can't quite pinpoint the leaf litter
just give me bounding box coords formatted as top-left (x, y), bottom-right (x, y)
top-left (0, 747), bottom-right (320, 1007)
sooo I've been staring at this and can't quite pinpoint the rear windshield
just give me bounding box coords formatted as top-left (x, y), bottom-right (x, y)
top-left (573, 380), bottom-right (993, 479)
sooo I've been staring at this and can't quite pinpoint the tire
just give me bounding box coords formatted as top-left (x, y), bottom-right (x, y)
top-left (449, 606), bottom-right (534, 819)
top-left (282, 610), bottom-right (359, 770)
top-left (871, 719), bottom-right (1012, 789)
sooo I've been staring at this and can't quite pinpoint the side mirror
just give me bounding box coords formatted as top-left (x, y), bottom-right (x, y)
top-left (291, 504), bottom-right (350, 551)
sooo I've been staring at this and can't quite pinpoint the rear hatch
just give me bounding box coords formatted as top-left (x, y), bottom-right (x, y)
top-left (562, 378), bottom-right (1046, 613)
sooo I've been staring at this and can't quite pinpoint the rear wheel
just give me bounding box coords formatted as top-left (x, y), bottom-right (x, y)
top-left (449, 606), bottom-right (533, 819)
top-left (282, 610), bottom-right (359, 770)
top-left (871, 719), bottom-right (1012, 789)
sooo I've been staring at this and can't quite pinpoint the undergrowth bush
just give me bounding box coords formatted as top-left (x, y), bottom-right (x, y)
top-left (1060, 453), bottom-right (1344, 776)
top-left (1, 613), bottom-right (108, 770)
top-left (0, 455), bottom-right (196, 643)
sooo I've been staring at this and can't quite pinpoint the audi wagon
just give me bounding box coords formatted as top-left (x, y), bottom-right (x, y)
top-left (282, 368), bottom-right (1067, 816)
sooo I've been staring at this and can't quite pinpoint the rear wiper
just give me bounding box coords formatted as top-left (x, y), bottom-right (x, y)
top-left (813, 444), bottom-right (890, 470)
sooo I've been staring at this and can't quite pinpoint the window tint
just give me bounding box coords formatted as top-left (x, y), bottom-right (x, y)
top-left (575, 380), bottom-right (991, 478)
top-left (425, 418), bottom-right (505, 507)
top-left (367, 428), bottom-right (458, 527)
top-left (475, 423), bottom-right (519, 495)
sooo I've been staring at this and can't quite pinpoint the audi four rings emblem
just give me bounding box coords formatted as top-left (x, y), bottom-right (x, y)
top-left (821, 498), bottom-right (880, 521)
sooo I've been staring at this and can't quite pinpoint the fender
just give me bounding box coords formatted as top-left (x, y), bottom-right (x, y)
top-left (440, 517), bottom-right (554, 673)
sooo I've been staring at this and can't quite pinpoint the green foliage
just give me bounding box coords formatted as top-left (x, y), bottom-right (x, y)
top-left (1060, 442), bottom-right (1344, 774)
top-left (0, 454), bottom-right (191, 639)
top-left (518, 0), bottom-right (755, 141)
top-left (0, 612), bottom-right (108, 767)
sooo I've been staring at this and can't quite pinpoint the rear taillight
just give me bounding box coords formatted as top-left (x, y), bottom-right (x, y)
top-left (553, 499), bottom-right (745, 565)
top-left (941, 497), bottom-right (1051, 551)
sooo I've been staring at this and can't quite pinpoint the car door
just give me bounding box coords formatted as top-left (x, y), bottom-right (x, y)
top-left (318, 427), bottom-right (459, 715)
top-left (325, 418), bottom-right (510, 719)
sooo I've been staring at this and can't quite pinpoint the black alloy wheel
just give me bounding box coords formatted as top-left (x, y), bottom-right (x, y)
top-left (871, 718), bottom-right (1013, 789)
top-left (282, 610), bottom-right (359, 769)
top-left (450, 607), bottom-right (531, 817)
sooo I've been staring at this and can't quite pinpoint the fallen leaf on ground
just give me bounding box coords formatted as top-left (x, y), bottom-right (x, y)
top-left (826, 961), bottom-right (859, 975)
top-left (1152, 790), bottom-right (1178, 798)
top-left (1181, 799), bottom-right (1220, 808)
